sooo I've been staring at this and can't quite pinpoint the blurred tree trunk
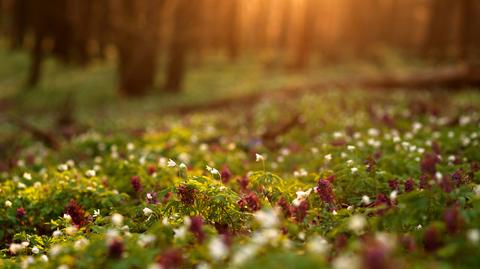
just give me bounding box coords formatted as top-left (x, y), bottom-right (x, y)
top-left (277, 0), bottom-right (292, 52)
top-left (388, 0), bottom-right (417, 52)
top-left (424, 0), bottom-right (457, 59)
top-left (458, 0), bottom-right (480, 66)
top-left (164, 0), bottom-right (200, 93)
top-left (10, 0), bottom-right (29, 49)
top-left (293, 0), bottom-right (319, 70)
top-left (27, 32), bottom-right (44, 88)
top-left (115, 0), bottom-right (162, 96)
top-left (225, 0), bottom-right (240, 61)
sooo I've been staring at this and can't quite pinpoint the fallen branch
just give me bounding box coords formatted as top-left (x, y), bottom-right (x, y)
top-left (7, 115), bottom-right (61, 150)
top-left (166, 65), bottom-right (480, 115)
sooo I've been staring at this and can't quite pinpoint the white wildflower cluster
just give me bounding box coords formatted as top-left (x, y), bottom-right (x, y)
top-left (348, 214), bottom-right (367, 234)
top-left (231, 209), bottom-right (282, 266)
top-left (292, 189), bottom-right (312, 207)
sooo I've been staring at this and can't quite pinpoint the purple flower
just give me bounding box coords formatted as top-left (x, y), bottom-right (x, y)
top-left (238, 192), bottom-right (260, 212)
top-left (177, 185), bottom-right (195, 205)
top-left (361, 239), bottom-right (390, 269)
top-left (108, 238), bottom-right (124, 259)
top-left (316, 179), bottom-right (335, 204)
top-left (451, 169), bottom-right (465, 187)
top-left (237, 176), bottom-right (249, 191)
top-left (156, 249), bottom-right (183, 269)
top-left (420, 153), bottom-right (439, 176)
top-left (146, 192), bottom-right (158, 204)
top-left (293, 200), bottom-right (308, 223)
top-left (16, 207), bottom-right (26, 219)
top-left (444, 205), bottom-right (463, 234)
top-left (399, 234), bottom-right (416, 252)
top-left (388, 179), bottom-right (399, 190)
top-left (189, 216), bottom-right (205, 243)
top-left (277, 197), bottom-right (293, 218)
top-left (221, 166), bottom-right (232, 183)
top-left (130, 175), bottom-right (142, 193)
top-left (423, 226), bottom-right (442, 252)
top-left (65, 199), bottom-right (87, 227)
top-left (404, 178), bottom-right (415, 192)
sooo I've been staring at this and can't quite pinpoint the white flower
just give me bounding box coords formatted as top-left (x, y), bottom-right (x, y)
top-left (324, 154), bottom-right (332, 161)
top-left (143, 207), bottom-right (153, 216)
top-left (173, 225), bottom-right (188, 239)
top-left (416, 224), bottom-right (423, 230)
top-left (57, 164), bottom-right (68, 172)
top-left (306, 236), bottom-right (330, 255)
top-left (361, 195), bottom-right (370, 205)
top-left (65, 226), bottom-right (78, 235)
top-left (138, 234), bottom-right (156, 247)
top-left (209, 237), bottom-right (228, 261)
top-left (346, 160), bottom-right (354, 166)
top-left (53, 230), bottom-right (62, 237)
top-left (368, 128), bottom-right (380, 137)
top-left (179, 163), bottom-right (187, 169)
top-left (347, 145), bottom-right (355, 151)
top-left (111, 213), bottom-right (124, 227)
top-left (5, 200), bottom-right (12, 207)
top-left (255, 153), bottom-right (265, 162)
top-left (21, 241), bottom-right (30, 247)
top-left (206, 165), bottom-right (220, 175)
top-left (254, 209), bottom-right (279, 228)
top-left (467, 229), bottom-right (480, 244)
top-left (18, 182), bottom-right (26, 189)
top-left (23, 172), bottom-right (32, 180)
top-left (351, 167), bottom-right (358, 174)
top-left (390, 190), bottom-right (398, 201)
top-left (333, 254), bottom-right (360, 269)
top-left (348, 215), bottom-right (366, 233)
top-left (85, 170), bottom-right (96, 178)
top-left (474, 185), bottom-right (480, 197)
top-left (9, 243), bottom-right (24, 254)
top-left (196, 262), bottom-right (211, 269)
top-left (40, 254), bottom-right (49, 262)
top-left (127, 143), bottom-right (135, 151)
top-left (93, 209), bottom-right (101, 217)
top-left (63, 214), bottom-right (72, 222)
top-left (292, 188), bottom-right (312, 207)
top-left (167, 159), bottom-right (177, 167)
top-left (31, 246), bottom-right (39, 254)
top-left (74, 238), bottom-right (89, 250)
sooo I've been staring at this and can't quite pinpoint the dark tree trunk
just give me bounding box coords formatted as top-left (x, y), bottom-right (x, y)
top-left (225, 0), bottom-right (240, 61)
top-left (424, 0), bottom-right (457, 59)
top-left (458, 0), bottom-right (480, 65)
top-left (116, 0), bottom-right (162, 97)
top-left (27, 32), bottom-right (44, 88)
top-left (10, 0), bottom-right (29, 49)
top-left (164, 0), bottom-right (200, 93)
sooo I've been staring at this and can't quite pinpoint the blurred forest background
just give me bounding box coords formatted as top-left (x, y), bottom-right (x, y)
top-left (1, 0), bottom-right (480, 92)
top-left (0, 0), bottom-right (479, 122)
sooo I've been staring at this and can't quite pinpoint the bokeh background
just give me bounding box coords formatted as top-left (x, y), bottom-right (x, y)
top-left (0, 0), bottom-right (479, 125)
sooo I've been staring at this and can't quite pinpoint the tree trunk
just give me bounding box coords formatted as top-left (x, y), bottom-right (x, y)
top-left (164, 0), bottom-right (200, 93)
top-left (116, 0), bottom-right (162, 96)
top-left (293, 0), bottom-right (318, 70)
top-left (225, 0), bottom-right (240, 61)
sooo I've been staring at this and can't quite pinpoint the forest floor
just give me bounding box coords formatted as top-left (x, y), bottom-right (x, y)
top-left (1, 46), bottom-right (480, 269)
